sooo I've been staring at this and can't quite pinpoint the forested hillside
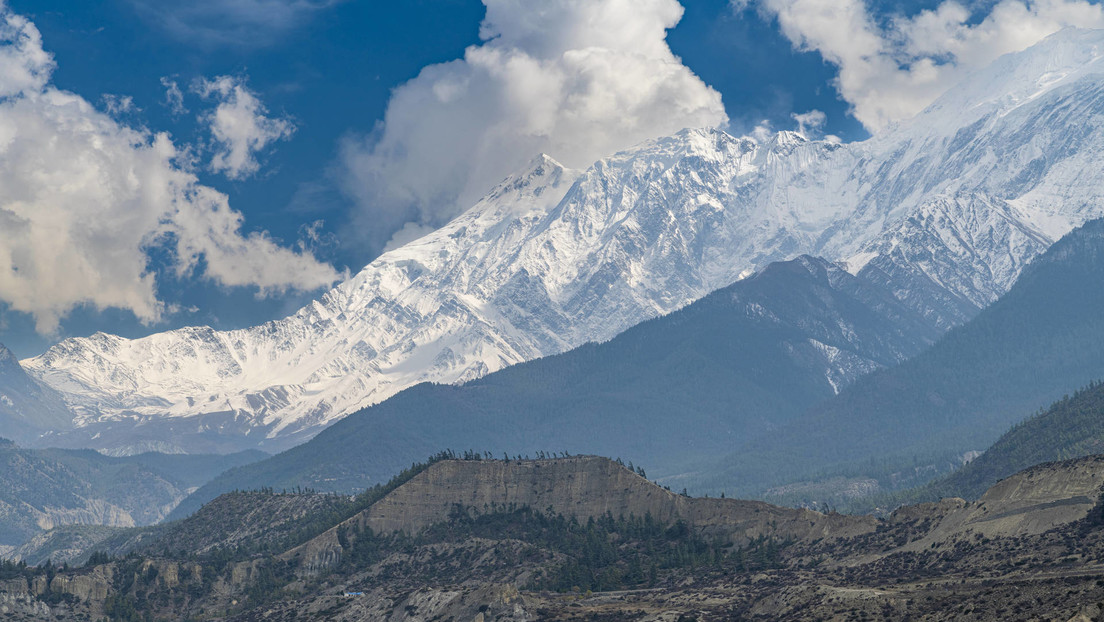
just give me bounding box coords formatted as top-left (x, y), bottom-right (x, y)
top-left (707, 217), bottom-right (1104, 497)
top-left (895, 381), bottom-right (1104, 505)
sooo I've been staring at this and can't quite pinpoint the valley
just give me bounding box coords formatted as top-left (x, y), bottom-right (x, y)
top-left (5, 455), bottom-right (1104, 620)
top-left (0, 441), bottom-right (265, 560)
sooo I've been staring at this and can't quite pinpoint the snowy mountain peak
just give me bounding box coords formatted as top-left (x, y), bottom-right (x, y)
top-left (0, 341), bottom-right (72, 440)
top-left (766, 130), bottom-right (807, 150)
top-left (0, 343), bottom-right (15, 366)
top-left (23, 30), bottom-right (1104, 453)
top-left (529, 152), bottom-right (564, 171)
top-left (479, 152), bottom-right (571, 207)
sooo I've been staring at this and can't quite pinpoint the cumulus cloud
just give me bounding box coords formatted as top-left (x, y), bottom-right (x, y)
top-left (756, 0), bottom-right (1104, 132)
top-left (0, 7), bottom-right (341, 334)
top-left (128, 0), bottom-right (343, 47)
top-left (194, 76), bottom-right (295, 180)
top-left (0, 8), bottom-right (51, 97)
top-left (339, 0), bottom-right (728, 252)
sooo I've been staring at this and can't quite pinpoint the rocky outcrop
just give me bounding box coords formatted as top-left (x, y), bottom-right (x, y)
top-left (32, 500), bottom-right (138, 531)
top-left (44, 566), bottom-right (114, 602)
top-left (287, 454), bottom-right (1104, 575)
top-left (0, 588), bottom-right (50, 618)
top-left (897, 455), bottom-right (1104, 551)
top-left (358, 457), bottom-right (875, 541)
top-left (285, 457), bottom-right (876, 572)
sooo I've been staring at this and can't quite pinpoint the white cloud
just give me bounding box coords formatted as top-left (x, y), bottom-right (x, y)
top-left (160, 77), bottom-right (186, 116)
top-left (0, 6), bottom-right (341, 334)
top-left (791, 109), bottom-right (826, 137)
top-left (381, 222), bottom-right (437, 253)
top-left (339, 0), bottom-right (728, 251)
top-left (750, 119), bottom-right (774, 142)
top-left (758, 0), bottom-right (1104, 132)
top-left (128, 0), bottom-right (343, 47)
top-left (195, 75), bottom-right (295, 180)
top-left (0, 8), bottom-right (51, 98)
top-left (101, 94), bottom-right (137, 116)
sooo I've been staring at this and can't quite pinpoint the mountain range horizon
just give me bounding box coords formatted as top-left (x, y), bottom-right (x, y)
top-left (11, 27), bottom-right (1104, 464)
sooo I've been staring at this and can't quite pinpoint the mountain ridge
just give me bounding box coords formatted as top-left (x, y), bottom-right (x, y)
top-left (710, 216), bottom-right (1104, 501)
top-left (167, 253), bottom-right (941, 518)
top-left (0, 343), bottom-right (72, 445)
top-left (23, 27), bottom-right (1104, 453)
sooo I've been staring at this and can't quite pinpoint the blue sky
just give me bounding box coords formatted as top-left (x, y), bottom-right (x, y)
top-left (1, 0), bottom-right (1097, 356)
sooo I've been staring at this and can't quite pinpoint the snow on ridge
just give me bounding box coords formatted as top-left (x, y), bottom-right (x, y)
top-left (22, 28), bottom-right (1104, 451)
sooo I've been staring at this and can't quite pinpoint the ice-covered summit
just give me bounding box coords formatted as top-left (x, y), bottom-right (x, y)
top-left (23, 28), bottom-right (1104, 453)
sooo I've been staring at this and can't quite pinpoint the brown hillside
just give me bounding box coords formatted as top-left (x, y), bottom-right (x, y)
top-left (284, 456), bottom-right (876, 572)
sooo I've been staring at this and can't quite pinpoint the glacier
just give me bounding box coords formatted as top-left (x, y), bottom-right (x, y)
top-left (21, 28), bottom-right (1104, 453)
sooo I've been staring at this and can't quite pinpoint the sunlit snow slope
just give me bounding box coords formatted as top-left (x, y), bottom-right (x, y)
top-left (23, 28), bottom-right (1104, 453)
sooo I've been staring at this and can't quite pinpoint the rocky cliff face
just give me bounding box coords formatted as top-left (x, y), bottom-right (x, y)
top-left (890, 455), bottom-right (1104, 552)
top-left (287, 453), bottom-right (1104, 577)
top-left (285, 457), bottom-right (876, 573)
top-left (0, 446), bottom-right (181, 549)
top-left (0, 580), bottom-right (50, 619)
top-left (360, 457), bottom-right (874, 540)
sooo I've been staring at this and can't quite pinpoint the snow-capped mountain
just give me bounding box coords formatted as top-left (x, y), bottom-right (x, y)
top-left (0, 343), bottom-right (72, 445)
top-left (23, 28), bottom-right (1104, 453)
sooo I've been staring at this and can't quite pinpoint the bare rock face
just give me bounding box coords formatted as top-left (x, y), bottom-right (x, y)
top-left (286, 457), bottom-right (876, 573)
top-left (0, 587), bottom-right (50, 618)
top-left (892, 455), bottom-right (1104, 555)
top-left (360, 457), bottom-right (875, 540)
top-left (47, 566), bottom-right (113, 603)
top-left (365, 457), bottom-right (681, 534)
top-left (32, 500), bottom-right (138, 531)
top-left (286, 454), bottom-right (1104, 576)
top-left (362, 455), bottom-right (878, 543)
